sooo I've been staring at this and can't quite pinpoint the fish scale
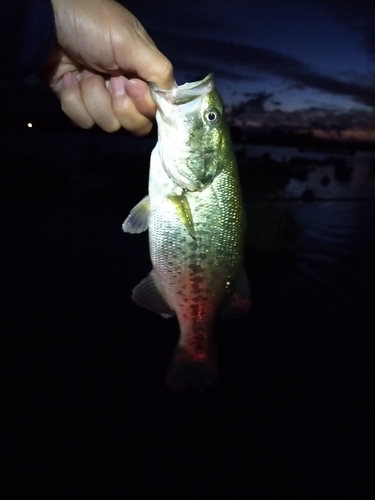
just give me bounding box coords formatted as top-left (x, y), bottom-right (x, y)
top-left (123, 74), bottom-right (250, 391)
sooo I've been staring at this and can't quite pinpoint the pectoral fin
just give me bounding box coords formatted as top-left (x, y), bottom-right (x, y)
top-left (220, 267), bottom-right (251, 320)
top-left (168, 193), bottom-right (195, 239)
top-left (132, 271), bottom-right (175, 318)
top-left (122, 195), bottom-right (150, 234)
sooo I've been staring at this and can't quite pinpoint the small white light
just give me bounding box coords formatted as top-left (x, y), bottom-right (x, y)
top-left (27, 123), bottom-right (33, 128)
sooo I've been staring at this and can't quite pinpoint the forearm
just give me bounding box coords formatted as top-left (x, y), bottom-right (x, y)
top-left (0, 0), bottom-right (56, 80)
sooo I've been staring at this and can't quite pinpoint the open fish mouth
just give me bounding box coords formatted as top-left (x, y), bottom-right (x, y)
top-left (149, 74), bottom-right (214, 117)
top-left (149, 74), bottom-right (214, 104)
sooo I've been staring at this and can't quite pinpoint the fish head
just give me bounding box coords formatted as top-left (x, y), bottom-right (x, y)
top-left (149, 74), bottom-right (227, 191)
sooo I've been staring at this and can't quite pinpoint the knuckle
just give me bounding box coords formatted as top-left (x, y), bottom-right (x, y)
top-left (104, 120), bottom-right (121, 133)
top-left (97, 116), bottom-right (121, 134)
top-left (79, 120), bottom-right (95, 130)
top-left (159, 58), bottom-right (173, 83)
top-left (131, 121), bottom-right (153, 137)
top-left (61, 101), bottom-right (94, 129)
top-left (81, 73), bottom-right (103, 88)
top-left (61, 86), bottom-right (79, 108)
top-left (112, 95), bottom-right (133, 116)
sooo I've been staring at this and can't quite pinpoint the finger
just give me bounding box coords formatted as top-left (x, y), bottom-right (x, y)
top-left (109, 76), bottom-right (153, 136)
top-left (131, 44), bottom-right (174, 90)
top-left (60, 72), bottom-right (95, 129)
top-left (113, 10), bottom-right (175, 89)
top-left (80, 71), bottom-right (121, 133)
top-left (132, 18), bottom-right (157, 47)
top-left (125, 78), bottom-right (156, 120)
top-left (116, 32), bottom-right (174, 89)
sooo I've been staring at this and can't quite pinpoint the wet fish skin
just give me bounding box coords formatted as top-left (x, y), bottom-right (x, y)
top-left (123, 74), bottom-right (250, 391)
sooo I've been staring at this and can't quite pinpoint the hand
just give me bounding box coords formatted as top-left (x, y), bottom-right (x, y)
top-left (44, 0), bottom-right (174, 134)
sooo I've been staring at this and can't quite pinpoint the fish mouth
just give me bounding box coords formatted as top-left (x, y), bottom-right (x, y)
top-left (149, 74), bottom-right (214, 112)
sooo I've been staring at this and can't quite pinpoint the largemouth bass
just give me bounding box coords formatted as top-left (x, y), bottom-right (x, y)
top-left (123, 74), bottom-right (250, 391)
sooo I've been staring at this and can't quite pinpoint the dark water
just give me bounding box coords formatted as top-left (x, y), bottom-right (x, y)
top-left (2, 136), bottom-right (374, 497)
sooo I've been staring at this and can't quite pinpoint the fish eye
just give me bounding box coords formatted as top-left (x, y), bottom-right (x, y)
top-left (205, 109), bottom-right (221, 125)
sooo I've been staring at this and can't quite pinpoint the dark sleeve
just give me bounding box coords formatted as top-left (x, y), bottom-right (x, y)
top-left (0, 0), bottom-right (56, 80)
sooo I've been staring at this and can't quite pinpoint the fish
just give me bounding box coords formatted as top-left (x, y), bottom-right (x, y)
top-left (123, 73), bottom-right (250, 391)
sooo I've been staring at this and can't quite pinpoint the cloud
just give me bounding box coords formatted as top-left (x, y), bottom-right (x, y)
top-left (154, 31), bottom-right (374, 109)
top-left (123, 0), bottom-right (374, 110)
top-left (231, 92), bottom-right (274, 117)
top-left (228, 100), bottom-right (375, 140)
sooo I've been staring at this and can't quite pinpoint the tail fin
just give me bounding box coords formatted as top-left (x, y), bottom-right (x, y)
top-left (165, 346), bottom-right (218, 393)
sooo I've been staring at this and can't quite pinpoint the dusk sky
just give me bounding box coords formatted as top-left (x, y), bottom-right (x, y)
top-left (124, 0), bottom-right (375, 141)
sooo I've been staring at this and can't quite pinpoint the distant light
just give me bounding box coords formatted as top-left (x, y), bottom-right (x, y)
top-left (27, 122), bottom-right (33, 128)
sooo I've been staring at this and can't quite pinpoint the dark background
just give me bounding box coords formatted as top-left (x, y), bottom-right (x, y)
top-left (2, 0), bottom-right (375, 497)
top-left (2, 100), bottom-right (374, 499)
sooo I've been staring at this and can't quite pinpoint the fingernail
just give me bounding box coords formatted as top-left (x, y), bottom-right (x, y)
top-left (126, 79), bottom-right (154, 106)
top-left (125, 79), bottom-right (142, 99)
top-left (80, 69), bottom-right (95, 80)
top-left (110, 76), bottom-right (127, 96)
top-left (62, 72), bottom-right (78, 88)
